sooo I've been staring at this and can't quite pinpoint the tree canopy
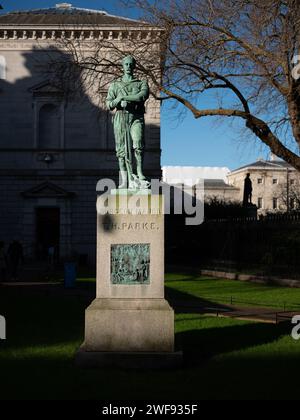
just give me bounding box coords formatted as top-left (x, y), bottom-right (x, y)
top-left (52, 0), bottom-right (300, 170)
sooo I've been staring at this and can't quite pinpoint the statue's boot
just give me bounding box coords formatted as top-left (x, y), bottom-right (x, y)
top-left (125, 159), bottom-right (135, 188)
top-left (118, 158), bottom-right (127, 189)
top-left (135, 149), bottom-right (146, 180)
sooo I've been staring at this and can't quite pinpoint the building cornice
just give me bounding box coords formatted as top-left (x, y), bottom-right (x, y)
top-left (205, 185), bottom-right (240, 191)
top-left (228, 166), bottom-right (296, 177)
top-left (0, 26), bottom-right (161, 42)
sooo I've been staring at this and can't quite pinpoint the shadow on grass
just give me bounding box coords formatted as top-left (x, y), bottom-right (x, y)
top-left (176, 320), bottom-right (292, 366)
top-left (0, 290), bottom-right (87, 348)
top-left (0, 283), bottom-right (298, 400)
top-left (165, 285), bottom-right (233, 314)
top-left (18, 264), bottom-right (96, 283)
top-left (1, 278), bottom-right (299, 400)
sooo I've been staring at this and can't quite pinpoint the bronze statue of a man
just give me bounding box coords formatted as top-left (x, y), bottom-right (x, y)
top-left (106, 55), bottom-right (149, 189)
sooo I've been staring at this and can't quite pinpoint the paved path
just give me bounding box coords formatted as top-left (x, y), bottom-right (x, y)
top-left (170, 299), bottom-right (300, 323)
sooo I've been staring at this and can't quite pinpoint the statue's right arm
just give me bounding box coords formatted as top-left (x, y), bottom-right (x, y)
top-left (106, 83), bottom-right (120, 110)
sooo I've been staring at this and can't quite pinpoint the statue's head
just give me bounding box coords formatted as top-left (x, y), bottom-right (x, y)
top-left (122, 55), bottom-right (136, 75)
top-left (246, 172), bottom-right (250, 178)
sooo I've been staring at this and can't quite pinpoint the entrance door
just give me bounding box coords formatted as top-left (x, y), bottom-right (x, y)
top-left (35, 207), bottom-right (60, 261)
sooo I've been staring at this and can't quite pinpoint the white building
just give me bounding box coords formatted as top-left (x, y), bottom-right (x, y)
top-left (227, 158), bottom-right (300, 213)
top-left (163, 158), bottom-right (300, 214)
top-left (162, 165), bottom-right (240, 202)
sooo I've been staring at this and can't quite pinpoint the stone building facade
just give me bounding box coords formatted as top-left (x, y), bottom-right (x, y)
top-left (0, 4), bottom-right (161, 264)
top-left (162, 165), bottom-right (240, 203)
top-left (227, 158), bottom-right (300, 214)
top-left (163, 159), bottom-right (300, 215)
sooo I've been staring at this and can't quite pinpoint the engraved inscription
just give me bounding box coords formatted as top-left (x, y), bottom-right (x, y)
top-left (111, 243), bottom-right (150, 285)
top-left (103, 222), bottom-right (159, 231)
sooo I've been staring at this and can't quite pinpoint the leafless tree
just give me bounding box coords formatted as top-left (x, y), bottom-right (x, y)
top-left (48, 0), bottom-right (300, 170)
top-left (278, 172), bottom-right (300, 210)
top-left (43, 23), bottom-right (163, 106)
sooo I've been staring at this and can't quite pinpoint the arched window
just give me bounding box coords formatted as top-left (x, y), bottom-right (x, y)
top-left (0, 55), bottom-right (6, 79)
top-left (39, 103), bottom-right (61, 149)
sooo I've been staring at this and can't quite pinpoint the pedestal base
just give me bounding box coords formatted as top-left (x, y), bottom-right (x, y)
top-left (79, 193), bottom-right (179, 369)
top-left (75, 346), bottom-right (183, 369)
top-left (76, 298), bottom-right (181, 369)
top-left (83, 298), bottom-right (175, 352)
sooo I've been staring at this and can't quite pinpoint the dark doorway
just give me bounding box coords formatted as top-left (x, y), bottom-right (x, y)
top-left (35, 207), bottom-right (60, 261)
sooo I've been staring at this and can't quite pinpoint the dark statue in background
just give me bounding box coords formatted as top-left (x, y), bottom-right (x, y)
top-left (243, 173), bottom-right (252, 207)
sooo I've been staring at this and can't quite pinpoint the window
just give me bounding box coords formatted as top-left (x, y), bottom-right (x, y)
top-left (272, 198), bottom-right (278, 209)
top-left (290, 179), bottom-right (295, 185)
top-left (272, 178), bottom-right (278, 184)
top-left (38, 103), bottom-right (61, 149)
top-left (0, 55), bottom-right (6, 80)
top-left (257, 197), bottom-right (263, 209)
top-left (257, 178), bottom-right (263, 184)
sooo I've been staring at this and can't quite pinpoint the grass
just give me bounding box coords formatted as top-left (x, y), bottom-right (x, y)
top-left (0, 274), bottom-right (299, 400)
top-left (165, 273), bottom-right (300, 310)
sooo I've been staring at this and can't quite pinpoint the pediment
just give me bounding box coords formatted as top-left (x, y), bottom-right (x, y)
top-left (21, 182), bottom-right (75, 198)
top-left (29, 80), bottom-right (64, 96)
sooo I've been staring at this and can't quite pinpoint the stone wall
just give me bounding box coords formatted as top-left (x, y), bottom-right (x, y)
top-left (0, 36), bottom-right (162, 265)
top-left (0, 173), bottom-right (99, 264)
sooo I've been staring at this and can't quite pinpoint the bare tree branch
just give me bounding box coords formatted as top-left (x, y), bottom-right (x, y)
top-left (46, 0), bottom-right (300, 170)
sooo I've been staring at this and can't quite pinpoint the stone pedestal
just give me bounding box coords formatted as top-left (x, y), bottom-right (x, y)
top-left (76, 192), bottom-right (181, 368)
top-left (243, 203), bottom-right (258, 219)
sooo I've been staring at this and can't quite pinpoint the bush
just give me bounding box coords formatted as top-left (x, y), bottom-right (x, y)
top-left (204, 197), bottom-right (246, 220)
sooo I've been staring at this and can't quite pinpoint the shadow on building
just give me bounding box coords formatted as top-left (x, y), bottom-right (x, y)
top-left (0, 46), bottom-right (161, 274)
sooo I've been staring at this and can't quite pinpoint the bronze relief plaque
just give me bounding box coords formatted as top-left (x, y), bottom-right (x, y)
top-left (111, 243), bottom-right (150, 285)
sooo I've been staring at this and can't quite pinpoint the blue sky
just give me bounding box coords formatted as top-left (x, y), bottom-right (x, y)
top-left (1, 0), bottom-right (271, 170)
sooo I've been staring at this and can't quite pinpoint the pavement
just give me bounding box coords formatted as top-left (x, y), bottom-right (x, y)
top-left (170, 299), bottom-right (300, 323)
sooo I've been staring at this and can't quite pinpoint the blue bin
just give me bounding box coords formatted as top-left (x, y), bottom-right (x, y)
top-left (64, 262), bottom-right (76, 288)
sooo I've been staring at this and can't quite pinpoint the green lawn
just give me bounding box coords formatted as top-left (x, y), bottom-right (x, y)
top-left (0, 275), bottom-right (299, 400)
top-left (165, 273), bottom-right (300, 310)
